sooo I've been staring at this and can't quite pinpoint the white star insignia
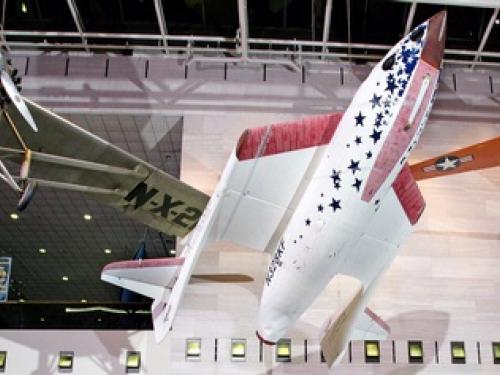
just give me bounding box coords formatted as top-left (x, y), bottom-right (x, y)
top-left (437, 157), bottom-right (459, 171)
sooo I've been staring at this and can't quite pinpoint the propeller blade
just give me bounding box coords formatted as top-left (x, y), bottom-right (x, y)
top-left (1, 70), bottom-right (38, 132)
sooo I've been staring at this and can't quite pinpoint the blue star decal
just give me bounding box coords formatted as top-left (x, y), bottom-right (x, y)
top-left (401, 47), bottom-right (412, 64)
top-left (317, 204), bottom-right (324, 212)
top-left (330, 169), bottom-right (341, 183)
top-left (354, 111), bottom-right (366, 127)
top-left (348, 159), bottom-right (361, 174)
top-left (334, 181), bottom-right (341, 190)
top-left (383, 99), bottom-right (392, 108)
top-left (305, 218), bottom-right (311, 226)
top-left (369, 94), bottom-right (382, 109)
top-left (366, 150), bottom-right (373, 159)
top-left (369, 129), bottom-right (382, 144)
top-left (329, 198), bottom-right (341, 212)
top-left (386, 78), bottom-right (398, 94)
top-left (354, 136), bottom-right (362, 145)
top-left (352, 178), bottom-right (362, 192)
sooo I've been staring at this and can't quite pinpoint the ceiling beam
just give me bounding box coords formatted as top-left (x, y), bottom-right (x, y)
top-left (404, 1), bottom-right (418, 35)
top-left (65, 0), bottom-right (89, 52)
top-left (395, 0), bottom-right (499, 8)
top-left (321, 0), bottom-right (333, 59)
top-left (471, 7), bottom-right (499, 69)
top-left (153, 0), bottom-right (169, 54)
top-left (237, 0), bottom-right (249, 60)
top-left (346, 0), bottom-right (351, 61)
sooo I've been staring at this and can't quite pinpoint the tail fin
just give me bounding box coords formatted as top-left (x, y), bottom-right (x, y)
top-left (101, 257), bottom-right (185, 342)
top-left (410, 136), bottom-right (500, 180)
top-left (101, 183), bottom-right (221, 342)
top-left (101, 258), bottom-right (184, 300)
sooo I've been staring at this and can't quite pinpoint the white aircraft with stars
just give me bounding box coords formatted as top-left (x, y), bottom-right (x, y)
top-left (1, 10), bottom-right (499, 367)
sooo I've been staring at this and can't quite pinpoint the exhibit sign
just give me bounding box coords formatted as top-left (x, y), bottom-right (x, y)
top-left (0, 257), bottom-right (12, 302)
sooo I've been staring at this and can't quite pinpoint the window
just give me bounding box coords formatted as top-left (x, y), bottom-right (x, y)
top-left (186, 338), bottom-right (201, 361)
top-left (451, 342), bottom-right (466, 364)
top-left (126, 351), bottom-right (141, 373)
top-left (492, 342), bottom-right (500, 364)
top-left (410, 26), bottom-right (425, 42)
top-left (408, 341), bottom-right (424, 364)
top-left (365, 341), bottom-right (380, 363)
top-left (276, 339), bottom-right (291, 363)
top-left (231, 339), bottom-right (246, 362)
top-left (0, 352), bottom-right (6, 372)
top-left (58, 351), bottom-right (74, 372)
top-left (382, 54), bottom-right (395, 71)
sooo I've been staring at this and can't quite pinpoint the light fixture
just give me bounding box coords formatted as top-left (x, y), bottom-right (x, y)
top-left (451, 341), bottom-right (466, 364)
top-left (186, 338), bottom-right (201, 361)
top-left (104, 248), bottom-right (112, 254)
top-left (126, 351), bottom-right (141, 373)
top-left (19, 298), bottom-right (25, 303)
top-left (38, 248), bottom-right (46, 254)
top-left (9, 213), bottom-right (19, 220)
top-left (493, 342), bottom-right (500, 364)
top-left (496, 19), bottom-right (500, 25)
top-left (40, 317), bottom-right (45, 322)
top-left (365, 341), bottom-right (380, 363)
top-left (231, 339), bottom-right (246, 362)
top-left (62, 276), bottom-right (69, 281)
top-left (276, 339), bottom-right (292, 362)
top-left (58, 351), bottom-right (74, 371)
top-left (81, 299), bottom-right (87, 303)
top-left (20, 2), bottom-right (28, 14)
top-left (0, 351), bottom-right (6, 371)
top-left (408, 341), bottom-right (424, 363)
top-left (169, 249), bottom-right (176, 255)
top-left (83, 214), bottom-right (92, 221)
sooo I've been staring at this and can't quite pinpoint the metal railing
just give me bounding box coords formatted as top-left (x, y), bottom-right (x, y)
top-left (2, 30), bottom-right (500, 69)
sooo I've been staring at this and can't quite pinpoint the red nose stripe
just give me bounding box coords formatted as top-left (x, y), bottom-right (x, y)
top-left (421, 11), bottom-right (447, 69)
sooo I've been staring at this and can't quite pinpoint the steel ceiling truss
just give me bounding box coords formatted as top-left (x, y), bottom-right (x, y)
top-left (0, 0), bottom-right (499, 68)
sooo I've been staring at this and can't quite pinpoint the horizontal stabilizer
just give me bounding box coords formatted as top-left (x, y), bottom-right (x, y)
top-left (101, 258), bottom-right (184, 300)
top-left (410, 136), bottom-right (500, 180)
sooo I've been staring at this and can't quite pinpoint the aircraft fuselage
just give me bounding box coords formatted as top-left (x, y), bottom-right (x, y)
top-left (257, 11), bottom-right (446, 344)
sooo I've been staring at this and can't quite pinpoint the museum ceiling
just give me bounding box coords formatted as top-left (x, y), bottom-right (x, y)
top-left (1, 0), bottom-right (500, 51)
top-left (1, 0), bottom-right (499, 53)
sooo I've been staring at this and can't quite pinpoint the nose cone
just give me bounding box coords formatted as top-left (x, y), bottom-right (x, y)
top-left (421, 11), bottom-right (447, 68)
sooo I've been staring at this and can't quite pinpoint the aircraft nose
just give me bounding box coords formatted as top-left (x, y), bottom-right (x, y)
top-left (421, 10), bottom-right (447, 69)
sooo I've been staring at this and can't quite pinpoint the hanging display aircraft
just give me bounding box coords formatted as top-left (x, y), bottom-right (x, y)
top-left (1, 10), bottom-right (499, 367)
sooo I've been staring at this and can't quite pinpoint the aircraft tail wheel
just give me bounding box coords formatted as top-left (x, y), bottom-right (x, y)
top-left (17, 180), bottom-right (37, 212)
top-left (20, 149), bottom-right (32, 180)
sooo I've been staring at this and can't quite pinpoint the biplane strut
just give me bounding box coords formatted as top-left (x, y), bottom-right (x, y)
top-left (0, 53), bottom-right (39, 211)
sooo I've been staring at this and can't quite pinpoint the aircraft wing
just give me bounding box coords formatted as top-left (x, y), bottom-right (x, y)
top-left (208, 112), bottom-right (343, 251)
top-left (0, 98), bottom-right (209, 237)
top-left (410, 136), bottom-right (500, 180)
